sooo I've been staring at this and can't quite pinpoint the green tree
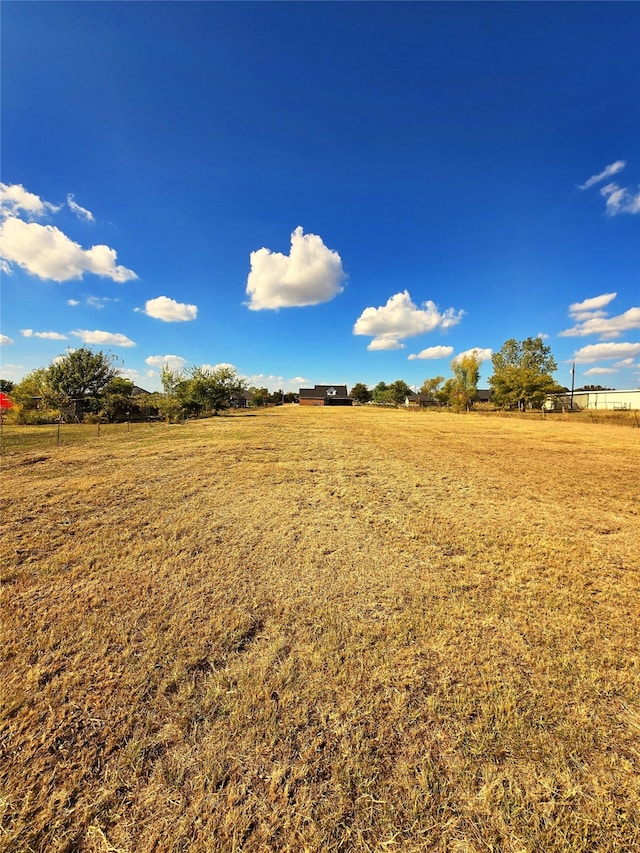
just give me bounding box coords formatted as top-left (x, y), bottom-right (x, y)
top-left (101, 377), bottom-right (135, 421)
top-left (372, 382), bottom-right (394, 405)
top-left (250, 387), bottom-right (270, 407)
top-left (437, 378), bottom-right (455, 408)
top-left (0, 379), bottom-right (14, 393)
top-left (489, 337), bottom-right (557, 410)
top-left (160, 364), bottom-right (246, 419)
top-left (158, 366), bottom-right (185, 421)
top-left (268, 389), bottom-right (284, 405)
top-left (160, 365), bottom-right (182, 396)
top-left (10, 370), bottom-right (50, 409)
top-left (388, 379), bottom-right (413, 406)
top-left (9, 369), bottom-right (61, 422)
top-left (350, 382), bottom-right (372, 404)
top-left (450, 353), bottom-right (481, 411)
top-left (46, 348), bottom-right (119, 411)
top-left (420, 376), bottom-right (444, 399)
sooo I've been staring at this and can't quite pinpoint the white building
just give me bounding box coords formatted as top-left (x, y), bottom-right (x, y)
top-left (545, 389), bottom-right (640, 411)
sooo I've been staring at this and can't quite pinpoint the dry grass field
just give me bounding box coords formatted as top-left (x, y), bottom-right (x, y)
top-left (1, 406), bottom-right (639, 852)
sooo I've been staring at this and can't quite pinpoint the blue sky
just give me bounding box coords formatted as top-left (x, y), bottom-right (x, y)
top-left (1, 2), bottom-right (639, 393)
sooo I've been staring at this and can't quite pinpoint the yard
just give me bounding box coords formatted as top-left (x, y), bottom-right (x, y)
top-left (1, 406), bottom-right (639, 852)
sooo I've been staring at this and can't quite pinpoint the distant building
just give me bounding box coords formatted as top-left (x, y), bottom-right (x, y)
top-left (298, 385), bottom-right (353, 406)
top-left (544, 388), bottom-right (640, 411)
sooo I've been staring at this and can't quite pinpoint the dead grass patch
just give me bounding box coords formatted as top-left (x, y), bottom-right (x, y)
top-left (1, 407), bottom-right (639, 851)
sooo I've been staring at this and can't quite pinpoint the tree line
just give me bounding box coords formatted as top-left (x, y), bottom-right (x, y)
top-left (350, 337), bottom-right (562, 411)
top-left (2, 336), bottom-right (563, 424)
top-left (2, 350), bottom-right (250, 424)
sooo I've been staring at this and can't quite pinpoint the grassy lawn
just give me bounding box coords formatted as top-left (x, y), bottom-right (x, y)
top-left (1, 407), bottom-right (639, 852)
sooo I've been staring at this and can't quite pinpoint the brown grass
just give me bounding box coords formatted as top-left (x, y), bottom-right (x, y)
top-left (1, 407), bottom-right (639, 852)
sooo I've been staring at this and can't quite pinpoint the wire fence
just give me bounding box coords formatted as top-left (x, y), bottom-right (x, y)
top-left (0, 420), bottom-right (169, 453)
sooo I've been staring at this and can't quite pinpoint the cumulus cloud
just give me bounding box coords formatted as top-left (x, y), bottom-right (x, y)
top-left (560, 307), bottom-right (640, 339)
top-left (0, 182), bottom-right (136, 282)
top-left (66, 193), bottom-right (94, 222)
top-left (0, 334), bottom-right (14, 345)
top-left (71, 329), bottom-right (136, 347)
top-left (200, 362), bottom-right (236, 373)
top-left (367, 338), bottom-right (405, 351)
top-left (0, 182), bottom-right (60, 218)
top-left (119, 367), bottom-right (154, 386)
top-left (21, 329), bottom-right (68, 340)
top-left (560, 293), bottom-right (639, 339)
top-left (568, 292), bottom-right (617, 317)
top-left (142, 296), bottom-right (198, 322)
top-left (583, 367), bottom-right (618, 376)
top-left (573, 342), bottom-right (640, 363)
top-left (67, 299), bottom-right (80, 306)
top-left (242, 372), bottom-right (311, 393)
top-left (0, 217), bottom-right (137, 282)
top-left (246, 226), bottom-right (346, 310)
top-left (451, 347), bottom-right (493, 365)
top-left (145, 354), bottom-right (188, 371)
top-left (407, 345), bottom-right (454, 361)
top-left (353, 290), bottom-right (463, 351)
top-left (578, 161), bottom-right (626, 190)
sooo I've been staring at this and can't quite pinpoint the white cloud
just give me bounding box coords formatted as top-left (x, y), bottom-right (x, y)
top-left (560, 307), bottom-right (640, 339)
top-left (452, 347), bottom-right (493, 365)
top-left (1, 260), bottom-right (12, 275)
top-left (143, 296), bottom-right (198, 322)
top-left (578, 162), bottom-right (640, 216)
top-left (569, 293), bottom-right (617, 315)
top-left (573, 342), bottom-right (640, 363)
top-left (246, 226), bottom-right (346, 310)
top-left (200, 362), bottom-right (235, 372)
top-left (240, 372), bottom-right (304, 392)
top-left (368, 338), bottom-right (405, 351)
top-left (0, 182), bottom-right (60, 218)
top-left (354, 290), bottom-right (463, 351)
top-left (21, 329), bottom-right (68, 340)
top-left (0, 217), bottom-right (137, 282)
top-left (66, 194), bottom-right (94, 222)
top-left (583, 367), bottom-right (618, 376)
top-left (71, 329), bottom-right (136, 347)
top-left (0, 334), bottom-right (14, 345)
top-left (600, 182), bottom-right (640, 216)
top-left (578, 161), bottom-right (626, 190)
top-left (145, 354), bottom-right (188, 371)
top-left (67, 299), bottom-right (80, 306)
top-left (87, 296), bottom-right (118, 310)
top-left (560, 294), bottom-right (639, 339)
top-left (407, 345), bottom-right (454, 361)
top-left (615, 358), bottom-right (635, 367)
top-left (118, 368), bottom-right (154, 388)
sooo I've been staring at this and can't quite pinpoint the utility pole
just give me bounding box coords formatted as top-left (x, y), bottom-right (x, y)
top-left (570, 362), bottom-right (575, 411)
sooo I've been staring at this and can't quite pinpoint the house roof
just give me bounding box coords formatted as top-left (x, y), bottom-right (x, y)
top-left (299, 385), bottom-right (350, 399)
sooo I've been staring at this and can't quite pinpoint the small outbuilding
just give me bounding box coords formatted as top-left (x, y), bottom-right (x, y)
top-left (298, 385), bottom-right (353, 406)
